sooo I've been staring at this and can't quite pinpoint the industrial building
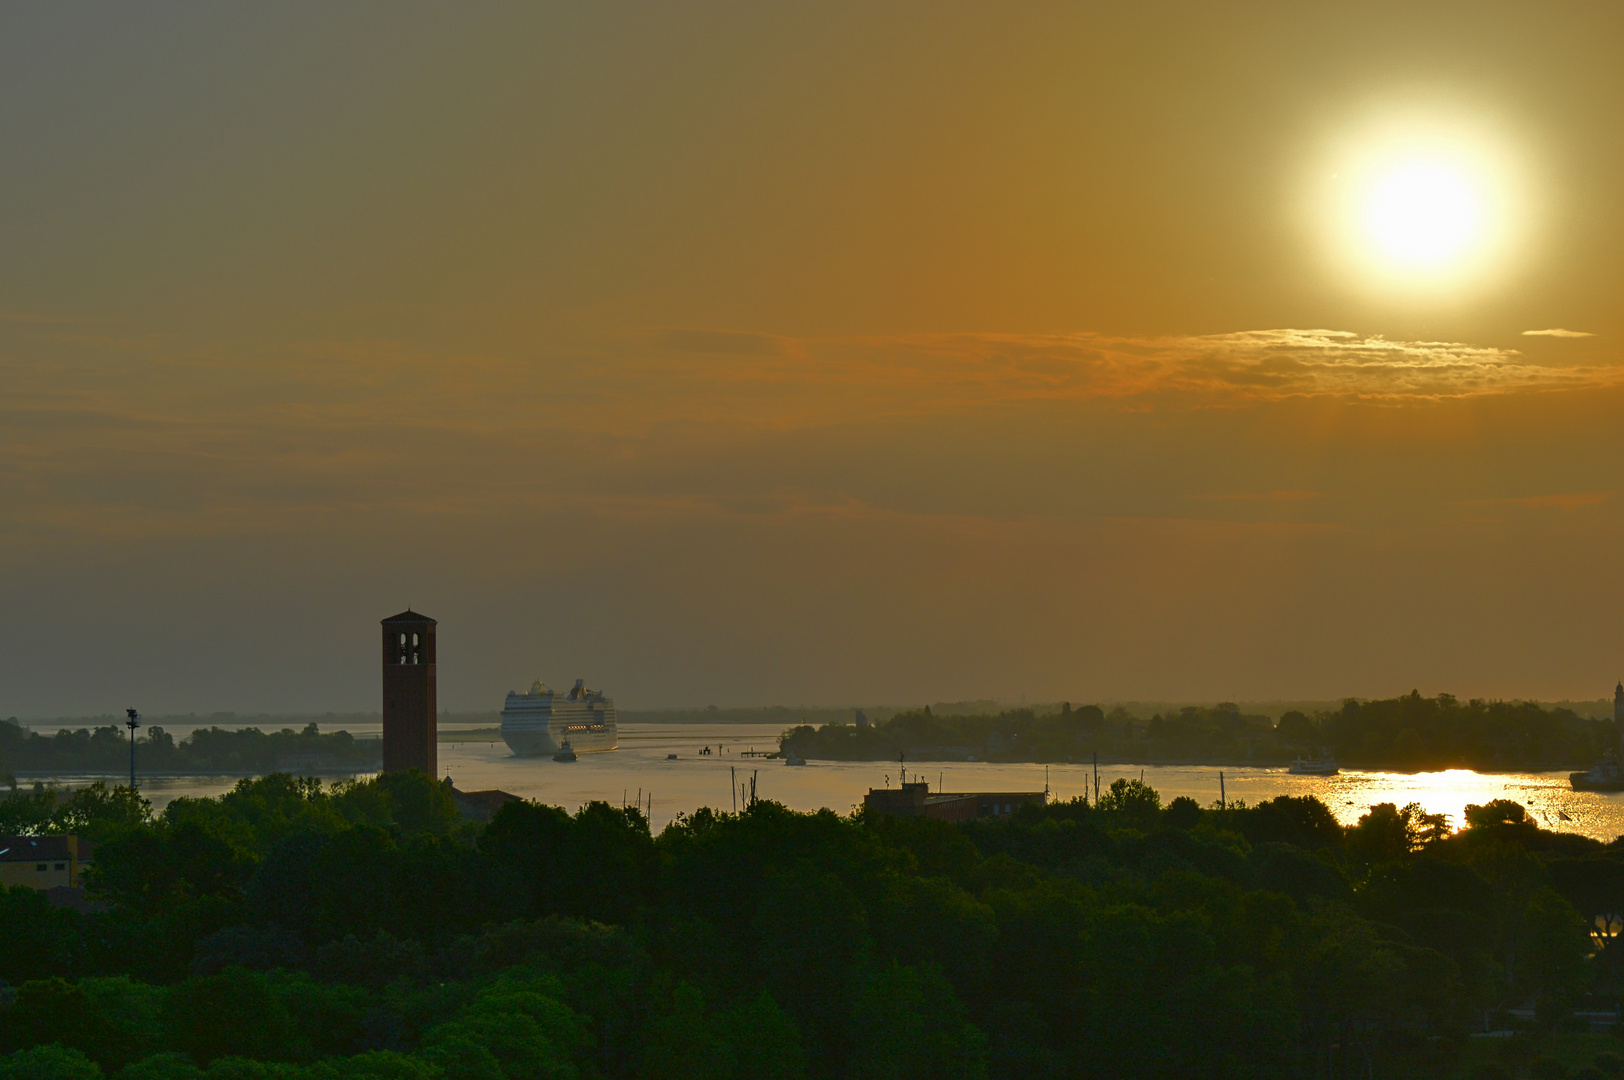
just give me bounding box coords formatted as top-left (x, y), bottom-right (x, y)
top-left (863, 782), bottom-right (1047, 822)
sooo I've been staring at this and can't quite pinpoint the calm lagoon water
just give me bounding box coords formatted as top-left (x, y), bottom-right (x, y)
top-left (26, 722), bottom-right (1624, 842)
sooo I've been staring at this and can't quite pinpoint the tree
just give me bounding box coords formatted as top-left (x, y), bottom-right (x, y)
top-left (0, 1046), bottom-right (101, 1080)
top-left (117, 1054), bottom-right (203, 1080)
top-left (1, 980), bottom-right (93, 1056)
top-left (1548, 857), bottom-right (1624, 954)
top-left (1241, 796), bottom-right (1343, 851)
top-left (638, 983), bottom-right (731, 1080)
top-left (1276, 710), bottom-right (1317, 746)
top-left (715, 993), bottom-right (805, 1080)
top-left (161, 969), bottom-right (295, 1065)
top-left (0, 888), bottom-right (84, 984)
top-left (53, 784), bottom-right (151, 840)
top-left (1465, 800), bottom-right (1529, 829)
top-left (420, 974), bottom-right (586, 1080)
top-left (1095, 779), bottom-right (1160, 823)
top-left (847, 963), bottom-right (987, 1080)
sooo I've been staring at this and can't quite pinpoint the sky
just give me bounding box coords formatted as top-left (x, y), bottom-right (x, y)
top-left (3, 2), bottom-right (1624, 715)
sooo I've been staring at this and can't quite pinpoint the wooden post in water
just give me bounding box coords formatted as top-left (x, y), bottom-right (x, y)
top-left (1219, 770), bottom-right (1226, 809)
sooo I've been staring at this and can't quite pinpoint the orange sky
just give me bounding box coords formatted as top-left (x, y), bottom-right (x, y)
top-left (3, 3), bottom-right (1623, 713)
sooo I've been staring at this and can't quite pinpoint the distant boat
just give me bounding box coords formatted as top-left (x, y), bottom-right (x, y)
top-left (1288, 755), bottom-right (1339, 776)
top-left (1571, 756), bottom-right (1624, 792)
top-left (785, 749), bottom-right (807, 766)
top-left (553, 740), bottom-right (578, 763)
top-left (666, 753), bottom-right (678, 760)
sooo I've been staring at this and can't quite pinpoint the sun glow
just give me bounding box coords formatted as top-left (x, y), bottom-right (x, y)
top-left (1364, 161), bottom-right (1483, 266)
top-left (1316, 115), bottom-right (1528, 292)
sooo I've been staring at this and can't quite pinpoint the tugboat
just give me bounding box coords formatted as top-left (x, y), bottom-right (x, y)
top-left (1571, 682), bottom-right (1624, 792)
top-left (785, 749), bottom-right (807, 767)
top-left (553, 740), bottom-right (578, 763)
top-left (1288, 753), bottom-right (1339, 777)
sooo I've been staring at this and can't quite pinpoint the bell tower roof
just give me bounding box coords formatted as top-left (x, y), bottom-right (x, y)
top-left (382, 608), bottom-right (437, 625)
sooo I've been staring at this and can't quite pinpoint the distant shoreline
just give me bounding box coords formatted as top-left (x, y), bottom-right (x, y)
top-left (13, 697), bottom-right (1614, 728)
top-left (790, 753), bottom-right (1587, 776)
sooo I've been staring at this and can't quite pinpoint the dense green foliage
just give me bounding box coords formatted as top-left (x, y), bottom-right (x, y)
top-left (0, 721), bottom-right (378, 779)
top-left (781, 692), bottom-right (1616, 771)
top-left (2, 771), bottom-right (1624, 1078)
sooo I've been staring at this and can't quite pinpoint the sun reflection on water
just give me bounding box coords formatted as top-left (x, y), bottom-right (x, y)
top-left (1165, 766), bottom-right (1616, 840)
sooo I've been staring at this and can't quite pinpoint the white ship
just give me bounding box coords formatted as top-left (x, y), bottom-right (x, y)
top-left (1288, 755), bottom-right (1339, 776)
top-left (500, 678), bottom-right (619, 757)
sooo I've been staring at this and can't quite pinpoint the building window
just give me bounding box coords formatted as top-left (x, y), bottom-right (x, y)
top-left (54, 863), bottom-right (65, 871)
top-left (35, 864), bottom-right (46, 871)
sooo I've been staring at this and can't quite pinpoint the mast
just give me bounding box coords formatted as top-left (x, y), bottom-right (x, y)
top-left (125, 708), bottom-right (141, 790)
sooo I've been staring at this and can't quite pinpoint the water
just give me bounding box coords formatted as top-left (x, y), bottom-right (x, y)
top-left (24, 723), bottom-right (1624, 842)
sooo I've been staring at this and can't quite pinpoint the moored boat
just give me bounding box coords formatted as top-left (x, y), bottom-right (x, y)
top-left (552, 740), bottom-right (578, 763)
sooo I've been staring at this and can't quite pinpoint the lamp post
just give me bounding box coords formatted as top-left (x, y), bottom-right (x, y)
top-left (125, 708), bottom-right (140, 790)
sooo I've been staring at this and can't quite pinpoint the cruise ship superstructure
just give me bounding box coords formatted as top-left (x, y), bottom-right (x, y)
top-left (500, 678), bottom-right (619, 757)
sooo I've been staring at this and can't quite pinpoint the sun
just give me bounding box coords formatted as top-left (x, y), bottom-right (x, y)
top-left (1364, 160), bottom-right (1483, 267)
top-left (1314, 114), bottom-right (1528, 291)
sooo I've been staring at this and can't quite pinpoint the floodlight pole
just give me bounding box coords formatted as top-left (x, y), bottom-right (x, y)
top-left (125, 708), bottom-right (141, 790)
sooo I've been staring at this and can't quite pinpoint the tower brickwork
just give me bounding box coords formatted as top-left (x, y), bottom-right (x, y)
top-left (382, 610), bottom-right (437, 775)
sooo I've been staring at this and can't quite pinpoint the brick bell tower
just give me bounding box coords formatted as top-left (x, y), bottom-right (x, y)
top-left (381, 609), bottom-right (437, 775)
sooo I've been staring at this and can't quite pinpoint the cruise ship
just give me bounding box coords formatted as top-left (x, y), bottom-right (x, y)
top-left (500, 678), bottom-right (619, 757)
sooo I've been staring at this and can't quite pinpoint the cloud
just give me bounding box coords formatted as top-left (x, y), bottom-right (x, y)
top-left (1193, 491), bottom-right (1321, 502)
top-left (1521, 328), bottom-right (1594, 338)
top-left (6, 321), bottom-right (1624, 548)
top-left (1470, 492), bottom-right (1612, 510)
top-left (643, 328), bottom-right (1624, 420)
top-left (655, 328), bottom-right (793, 356)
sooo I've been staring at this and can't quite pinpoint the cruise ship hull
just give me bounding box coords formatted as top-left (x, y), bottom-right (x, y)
top-left (501, 684), bottom-right (619, 758)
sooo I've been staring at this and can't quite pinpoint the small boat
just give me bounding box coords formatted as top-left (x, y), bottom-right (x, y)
top-left (1288, 755), bottom-right (1338, 776)
top-left (785, 749), bottom-right (806, 766)
top-left (553, 740), bottom-right (577, 763)
top-left (666, 753), bottom-right (678, 760)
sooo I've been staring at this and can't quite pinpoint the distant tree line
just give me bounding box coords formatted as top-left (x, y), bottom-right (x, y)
top-left (0, 720), bottom-right (379, 779)
top-left (780, 692), bottom-right (1616, 771)
top-left (3, 768), bottom-right (1624, 1077)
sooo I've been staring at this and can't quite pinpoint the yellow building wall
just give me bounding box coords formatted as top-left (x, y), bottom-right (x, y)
top-left (0, 861), bottom-right (74, 890)
top-left (0, 837), bottom-right (82, 890)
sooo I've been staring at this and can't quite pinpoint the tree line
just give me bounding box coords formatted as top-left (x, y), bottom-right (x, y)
top-left (0, 721), bottom-right (379, 779)
top-left (779, 692), bottom-right (1616, 771)
top-left (0, 771), bottom-right (1622, 1077)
